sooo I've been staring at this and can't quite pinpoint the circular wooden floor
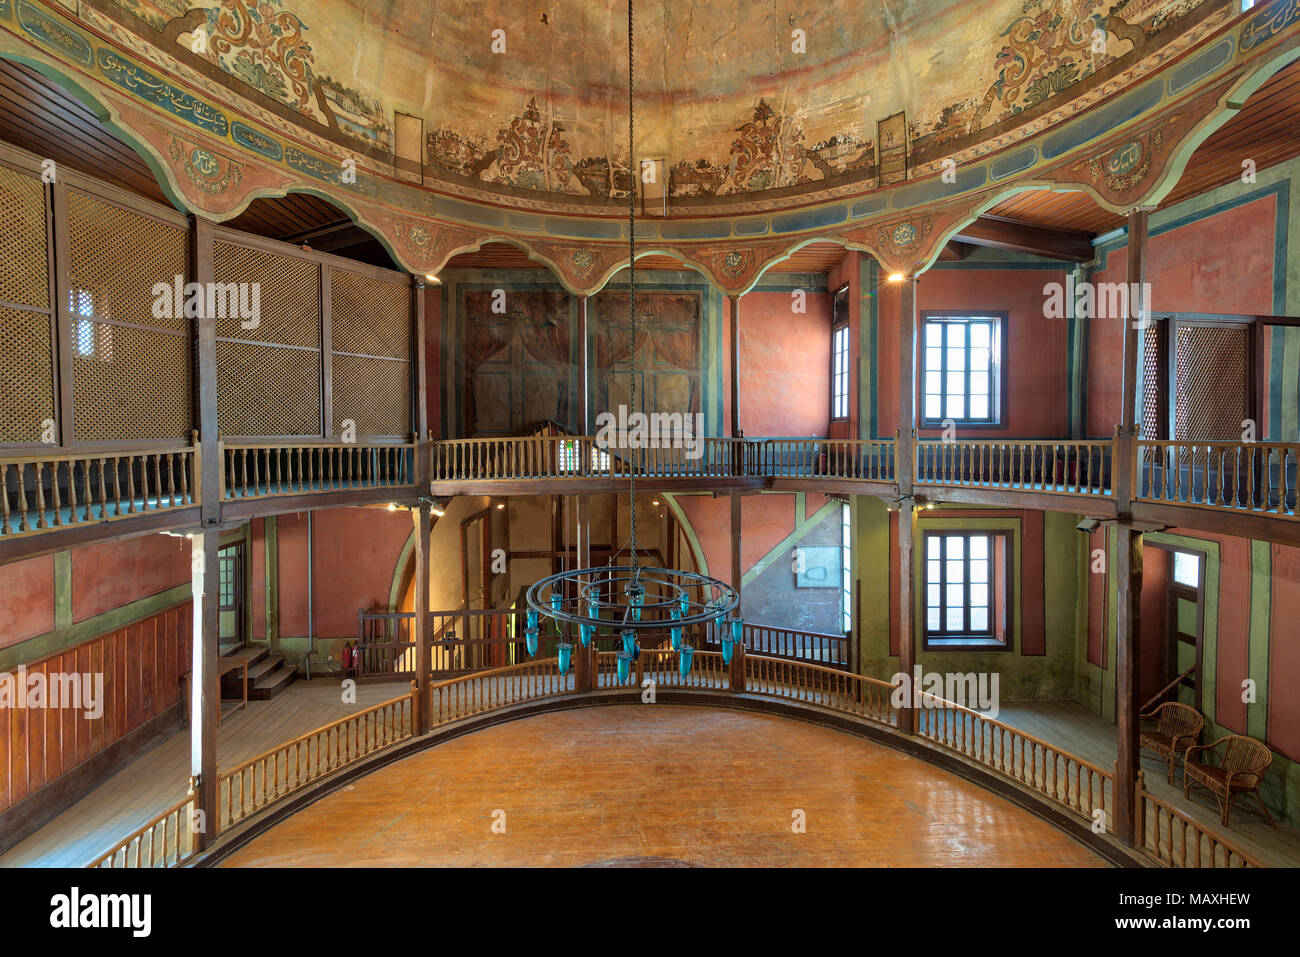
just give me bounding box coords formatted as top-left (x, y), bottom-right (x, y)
top-left (222, 706), bottom-right (1107, 867)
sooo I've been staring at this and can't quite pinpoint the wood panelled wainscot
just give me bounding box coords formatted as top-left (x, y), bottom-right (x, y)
top-left (0, 602), bottom-right (192, 851)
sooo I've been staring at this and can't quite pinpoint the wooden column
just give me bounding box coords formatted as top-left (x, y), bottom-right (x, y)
top-left (189, 216), bottom-right (219, 527)
top-left (896, 277), bottom-right (918, 733)
top-left (730, 492), bottom-right (742, 605)
top-left (577, 295), bottom-right (590, 435)
top-left (413, 502), bottom-right (432, 734)
top-left (189, 529), bottom-right (220, 849)
top-left (413, 277), bottom-right (429, 490)
top-left (729, 293), bottom-right (741, 438)
top-left (1114, 207), bottom-right (1151, 845)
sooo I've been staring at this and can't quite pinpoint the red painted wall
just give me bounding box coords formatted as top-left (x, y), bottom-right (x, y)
top-left (71, 535), bottom-right (189, 624)
top-left (874, 267), bottom-right (1070, 437)
top-left (739, 290), bottom-right (831, 437)
top-left (1085, 194), bottom-right (1278, 435)
top-left (0, 555), bottom-right (54, 651)
top-left (275, 507), bottom-right (413, 638)
top-left (1268, 544), bottom-right (1300, 761)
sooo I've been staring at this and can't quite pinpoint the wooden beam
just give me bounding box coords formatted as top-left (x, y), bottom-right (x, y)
top-left (190, 216), bottom-right (220, 527)
top-left (729, 293), bottom-right (741, 438)
top-left (1114, 206), bottom-right (1152, 847)
top-left (189, 529), bottom-right (220, 850)
top-left (730, 492), bottom-right (742, 602)
top-left (413, 503), bottom-right (431, 734)
top-left (577, 295), bottom-right (590, 434)
top-left (897, 277), bottom-right (918, 733)
top-left (955, 215), bottom-right (1093, 262)
top-left (936, 241), bottom-right (975, 262)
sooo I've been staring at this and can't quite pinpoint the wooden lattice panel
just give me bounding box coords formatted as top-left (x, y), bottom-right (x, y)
top-left (329, 268), bottom-right (410, 437)
top-left (212, 242), bottom-right (320, 347)
top-left (65, 187), bottom-right (191, 440)
top-left (329, 269), bottom-right (409, 359)
top-left (0, 305), bottom-right (54, 444)
top-left (331, 354), bottom-right (410, 437)
top-left (0, 164), bottom-right (50, 309)
top-left (217, 340), bottom-right (321, 437)
top-left (1175, 325), bottom-right (1249, 442)
top-left (0, 162), bottom-right (53, 445)
top-left (213, 240), bottom-right (322, 436)
top-left (73, 324), bottom-right (191, 442)
top-left (1141, 327), bottom-right (1162, 439)
top-left (66, 188), bottom-right (188, 334)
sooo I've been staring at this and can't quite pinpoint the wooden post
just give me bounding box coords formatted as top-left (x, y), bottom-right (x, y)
top-left (730, 492), bottom-right (742, 605)
top-left (896, 276), bottom-right (918, 733)
top-left (1114, 207), bottom-right (1152, 846)
top-left (413, 276), bottom-right (429, 490)
top-left (730, 637), bottom-right (746, 693)
top-left (729, 293), bottom-right (741, 439)
top-left (189, 529), bottom-right (220, 849)
top-left (189, 216), bottom-right (219, 527)
top-left (577, 295), bottom-right (590, 435)
top-left (412, 502), bottom-right (431, 734)
top-left (1133, 768), bottom-right (1147, 852)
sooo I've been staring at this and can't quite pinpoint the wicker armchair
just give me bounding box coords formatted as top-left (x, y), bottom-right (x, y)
top-left (1139, 702), bottom-right (1203, 784)
top-left (1183, 735), bottom-right (1275, 827)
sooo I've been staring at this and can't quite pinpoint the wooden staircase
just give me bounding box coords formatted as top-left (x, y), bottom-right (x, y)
top-left (220, 645), bottom-right (297, 702)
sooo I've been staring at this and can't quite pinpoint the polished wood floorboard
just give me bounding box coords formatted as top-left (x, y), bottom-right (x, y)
top-left (0, 678), bottom-right (411, 867)
top-left (997, 702), bottom-right (1300, 867)
top-left (223, 706), bottom-right (1107, 868)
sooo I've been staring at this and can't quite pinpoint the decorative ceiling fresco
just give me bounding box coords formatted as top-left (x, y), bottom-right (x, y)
top-left (101, 0), bottom-right (1220, 204)
top-left (0, 0), bottom-right (1296, 291)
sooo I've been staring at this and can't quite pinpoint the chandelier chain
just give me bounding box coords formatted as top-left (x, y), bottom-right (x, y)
top-left (627, 0), bottom-right (638, 571)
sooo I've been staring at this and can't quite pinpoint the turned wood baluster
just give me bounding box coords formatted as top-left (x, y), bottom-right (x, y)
top-left (50, 462), bottom-right (65, 527)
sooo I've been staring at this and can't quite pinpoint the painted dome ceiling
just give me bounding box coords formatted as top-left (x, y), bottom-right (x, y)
top-left (103, 0), bottom-right (1227, 210)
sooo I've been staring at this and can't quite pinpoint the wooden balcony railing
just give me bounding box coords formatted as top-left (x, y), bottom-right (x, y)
top-left (429, 435), bottom-right (752, 482)
top-left (90, 793), bottom-right (199, 868)
top-left (1135, 772), bottom-right (1262, 868)
top-left (221, 440), bottom-right (414, 500)
top-left (750, 438), bottom-right (895, 481)
top-left (916, 439), bottom-right (1112, 496)
top-left (744, 655), bottom-right (897, 724)
top-left (1135, 440), bottom-right (1297, 518)
top-left (221, 687), bottom-right (414, 829)
top-left (742, 622), bottom-right (849, 668)
top-left (1, 438), bottom-right (198, 539)
top-left (87, 648), bottom-right (1264, 869)
top-left (913, 692), bottom-right (1111, 821)
top-left (430, 657), bottom-right (570, 723)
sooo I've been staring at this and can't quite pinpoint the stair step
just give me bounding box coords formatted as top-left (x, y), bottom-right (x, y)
top-left (249, 665), bottom-right (297, 700)
top-left (244, 654), bottom-right (285, 683)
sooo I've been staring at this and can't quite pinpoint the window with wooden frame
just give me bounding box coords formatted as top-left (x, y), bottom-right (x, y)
top-left (921, 312), bottom-right (1005, 426)
top-left (922, 530), bottom-right (1010, 649)
top-left (831, 284), bottom-right (849, 421)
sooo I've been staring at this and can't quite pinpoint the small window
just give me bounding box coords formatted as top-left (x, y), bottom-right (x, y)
top-left (921, 314), bottom-right (1003, 426)
top-left (923, 530), bottom-right (1009, 649)
top-left (1172, 551), bottom-right (1200, 589)
top-left (831, 325), bottom-right (849, 420)
top-left (830, 284), bottom-right (849, 421)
